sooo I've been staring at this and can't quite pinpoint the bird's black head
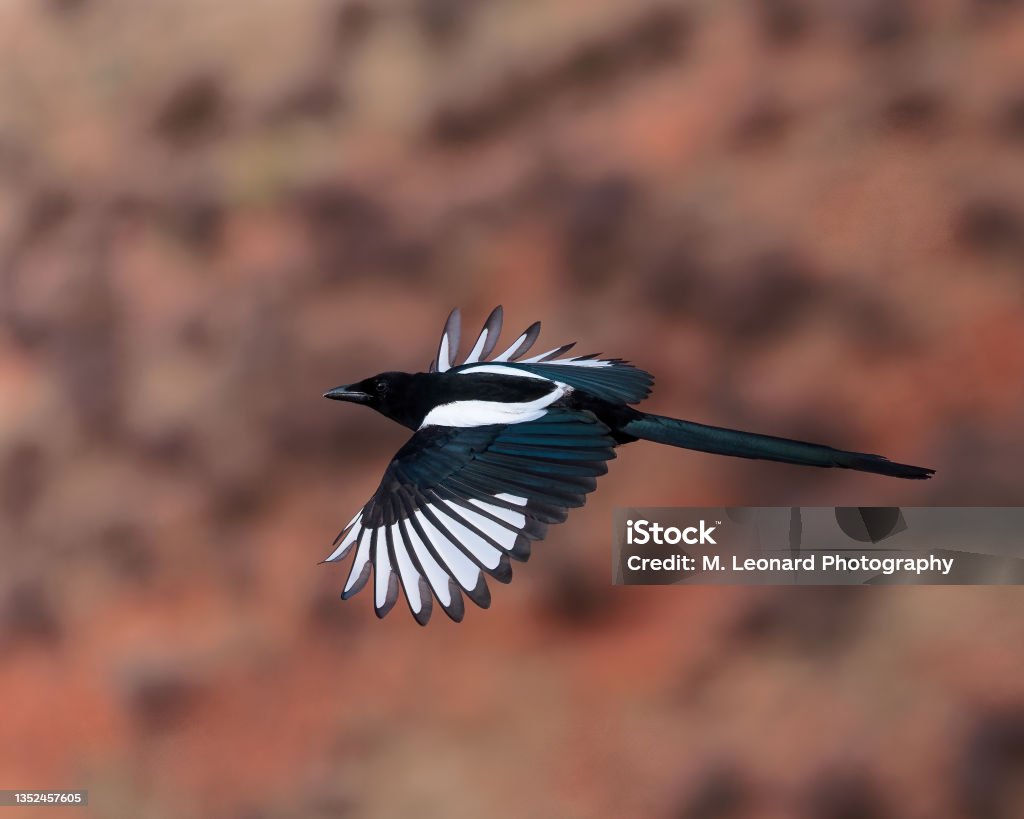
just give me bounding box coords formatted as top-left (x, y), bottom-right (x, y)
top-left (324, 371), bottom-right (426, 429)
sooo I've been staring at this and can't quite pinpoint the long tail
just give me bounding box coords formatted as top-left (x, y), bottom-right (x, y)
top-left (621, 413), bottom-right (934, 479)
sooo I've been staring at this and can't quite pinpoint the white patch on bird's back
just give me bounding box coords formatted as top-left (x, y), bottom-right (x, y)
top-left (456, 364), bottom-right (551, 381)
top-left (419, 383), bottom-right (570, 429)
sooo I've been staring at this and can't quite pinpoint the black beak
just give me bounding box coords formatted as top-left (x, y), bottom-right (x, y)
top-left (323, 385), bottom-right (371, 403)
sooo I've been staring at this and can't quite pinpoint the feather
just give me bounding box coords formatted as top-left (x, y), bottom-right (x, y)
top-left (463, 305), bottom-right (504, 364)
top-left (492, 321), bottom-right (541, 362)
top-left (434, 308), bottom-right (461, 372)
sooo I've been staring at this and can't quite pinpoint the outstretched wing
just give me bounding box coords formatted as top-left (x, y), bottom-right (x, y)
top-left (429, 306), bottom-right (655, 404)
top-left (324, 410), bottom-right (617, 624)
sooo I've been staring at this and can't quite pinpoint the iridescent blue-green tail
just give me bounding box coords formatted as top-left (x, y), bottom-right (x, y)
top-left (620, 413), bottom-right (934, 479)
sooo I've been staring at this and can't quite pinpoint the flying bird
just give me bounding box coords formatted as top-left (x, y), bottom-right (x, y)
top-left (323, 306), bottom-right (933, 624)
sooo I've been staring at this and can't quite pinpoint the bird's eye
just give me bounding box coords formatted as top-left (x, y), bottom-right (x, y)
top-left (374, 379), bottom-right (387, 394)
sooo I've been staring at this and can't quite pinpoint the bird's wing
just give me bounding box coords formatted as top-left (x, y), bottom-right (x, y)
top-left (434, 305), bottom-right (654, 403)
top-left (324, 409), bottom-right (617, 624)
top-left (499, 360), bottom-right (654, 404)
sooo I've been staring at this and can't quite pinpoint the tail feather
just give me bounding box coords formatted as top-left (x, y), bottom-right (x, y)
top-left (622, 413), bottom-right (934, 480)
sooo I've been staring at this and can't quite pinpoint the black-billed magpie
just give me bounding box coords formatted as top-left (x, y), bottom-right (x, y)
top-left (323, 306), bottom-right (933, 624)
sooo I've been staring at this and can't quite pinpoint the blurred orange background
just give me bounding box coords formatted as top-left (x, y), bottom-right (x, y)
top-left (1, 1), bottom-right (1023, 817)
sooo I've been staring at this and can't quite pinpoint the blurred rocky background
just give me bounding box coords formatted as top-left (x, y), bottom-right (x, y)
top-left (1, 0), bottom-right (1023, 817)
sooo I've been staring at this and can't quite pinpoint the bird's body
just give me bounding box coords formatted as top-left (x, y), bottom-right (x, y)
top-left (324, 306), bottom-right (933, 624)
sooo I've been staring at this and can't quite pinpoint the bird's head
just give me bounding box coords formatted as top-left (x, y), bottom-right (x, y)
top-left (323, 371), bottom-right (423, 428)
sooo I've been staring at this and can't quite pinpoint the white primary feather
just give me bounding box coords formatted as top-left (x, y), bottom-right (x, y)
top-left (344, 528), bottom-right (374, 594)
top-left (437, 335), bottom-right (451, 372)
top-left (470, 497), bottom-right (527, 529)
top-left (430, 503), bottom-right (503, 570)
top-left (434, 308), bottom-right (461, 373)
top-left (414, 510), bottom-right (480, 591)
top-left (402, 518), bottom-right (453, 607)
top-left (373, 529), bottom-right (394, 610)
top-left (389, 522), bottom-right (423, 613)
top-left (434, 307), bottom-right (617, 371)
top-left (463, 328), bottom-right (491, 364)
top-left (325, 511), bottom-right (362, 561)
top-left (447, 500), bottom-right (519, 550)
top-left (517, 346), bottom-right (571, 363)
top-left (491, 331), bottom-right (531, 362)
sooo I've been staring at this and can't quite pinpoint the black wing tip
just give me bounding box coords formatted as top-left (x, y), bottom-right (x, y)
top-left (477, 306), bottom-right (505, 360)
top-left (339, 562), bottom-right (372, 600)
top-left (321, 537), bottom-right (356, 564)
top-left (442, 583), bottom-right (466, 622)
top-left (464, 575), bottom-right (491, 609)
top-left (490, 555), bottom-right (513, 584)
top-left (330, 527), bottom-right (353, 547)
top-left (510, 535), bottom-right (532, 562)
top-left (373, 574), bottom-right (400, 618)
top-left (507, 320), bottom-right (543, 361)
top-left (536, 342), bottom-right (577, 362)
top-left (404, 578), bottom-right (433, 626)
top-left (410, 602), bottom-right (433, 626)
top-left (529, 507), bottom-right (567, 525)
